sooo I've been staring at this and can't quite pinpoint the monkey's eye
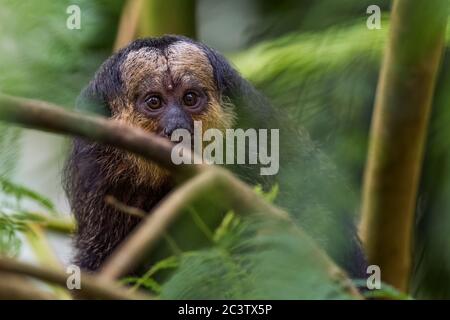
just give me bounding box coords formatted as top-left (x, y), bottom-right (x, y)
top-left (183, 92), bottom-right (198, 107)
top-left (145, 95), bottom-right (162, 109)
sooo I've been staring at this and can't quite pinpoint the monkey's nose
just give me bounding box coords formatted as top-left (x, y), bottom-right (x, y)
top-left (161, 127), bottom-right (179, 139)
top-left (162, 125), bottom-right (193, 139)
top-left (163, 128), bottom-right (172, 137)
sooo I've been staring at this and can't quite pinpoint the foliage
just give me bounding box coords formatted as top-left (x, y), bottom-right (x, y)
top-left (159, 218), bottom-right (356, 299)
top-left (352, 280), bottom-right (412, 300)
top-left (248, 0), bottom-right (391, 42)
top-left (0, 176), bottom-right (58, 256)
top-left (232, 21), bottom-right (386, 189)
top-left (0, 0), bottom-right (123, 174)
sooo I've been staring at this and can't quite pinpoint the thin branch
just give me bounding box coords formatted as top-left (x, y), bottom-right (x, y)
top-left (105, 196), bottom-right (183, 257)
top-left (0, 272), bottom-right (55, 300)
top-left (105, 196), bottom-right (145, 219)
top-left (27, 212), bottom-right (76, 234)
top-left (0, 93), bottom-right (202, 180)
top-left (360, 0), bottom-right (448, 291)
top-left (100, 170), bottom-right (223, 279)
top-left (0, 257), bottom-right (153, 300)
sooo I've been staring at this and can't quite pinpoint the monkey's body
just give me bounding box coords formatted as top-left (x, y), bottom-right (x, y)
top-left (65, 36), bottom-right (366, 278)
top-left (64, 141), bottom-right (173, 270)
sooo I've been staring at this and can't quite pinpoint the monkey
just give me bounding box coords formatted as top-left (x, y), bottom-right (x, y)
top-left (64, 35), bottom-right (367, 279)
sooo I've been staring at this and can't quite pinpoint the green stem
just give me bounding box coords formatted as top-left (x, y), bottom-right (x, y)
top-left (25, 224), bottom-right (72, 299)
top-left (360, 0), bottom-right (448, 291)
top-left (27, 212), bottom-right (76, 234)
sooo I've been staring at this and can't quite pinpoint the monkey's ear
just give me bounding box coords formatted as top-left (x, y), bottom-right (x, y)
top-left (75, 52), bottom-right (126, 118)
top-left (199, 44), bottom-right (246, 99)
top-left (200, 44), bottom-right (276, 129)
top-left (75, 84), bottom-right (112, 117)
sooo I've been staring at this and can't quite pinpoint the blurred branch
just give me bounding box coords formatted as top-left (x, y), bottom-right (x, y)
top-left (0, 272), bottom-right (55, 300)
top-left (139, 0), bottom-right (197, 39)
top-left (113, 0), bottom-right (145, 51)
top-left (105, 196), bottom-right (145, 219)
top-left (0, 257), bottom-right (152, 300)
top-left (0, 93), bottom-right (202, 181)
top-left (360, 0), bottom-right (448, 292)
top-left (27, 212), bottom-right (76, 234)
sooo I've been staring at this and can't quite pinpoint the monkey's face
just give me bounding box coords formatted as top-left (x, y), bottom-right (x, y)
top-left (108, 42), bottom-right (235, 185)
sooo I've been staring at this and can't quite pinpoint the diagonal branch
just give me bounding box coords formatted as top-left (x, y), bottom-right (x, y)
top-left (0, 272), bottom-right (55, 300)
top-left (0, 93), bottom-right (202, 180)
top-left (100, 169), bottom-right (288, 280)
top-left (26, 212), bottom-right (76, 234)
top-left (0, 257), bottom-right (153, 300)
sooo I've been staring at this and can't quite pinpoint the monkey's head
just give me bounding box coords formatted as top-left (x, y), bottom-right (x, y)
top-left (77, 36), bottom-right (262, 186)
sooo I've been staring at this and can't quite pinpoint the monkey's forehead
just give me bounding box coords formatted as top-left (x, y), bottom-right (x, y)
top-left (120, 42), bottom-right (215, 93)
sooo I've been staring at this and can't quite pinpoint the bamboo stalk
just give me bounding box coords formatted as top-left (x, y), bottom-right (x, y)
top-left (113, 0), bottom-right (197, 52)
top-left (113, 0), bottom-right (145, 51)
top-left (360, 0), bottom-right (448, 291)
top-left (139, 0), bottom-right (197, 39)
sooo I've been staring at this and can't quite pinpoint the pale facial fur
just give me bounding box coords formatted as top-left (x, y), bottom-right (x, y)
top-left (108, 42), bottom-right (235, 186)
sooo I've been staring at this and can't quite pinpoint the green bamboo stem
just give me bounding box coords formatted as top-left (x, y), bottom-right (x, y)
top-left (139, 0), bottom-right (197, 39)
top-left (360, 0), bottom-right (448, 292)
top-left (114, 0), bottom-right (197, 51)
top-left (27, 212), bottom-right (76, 234)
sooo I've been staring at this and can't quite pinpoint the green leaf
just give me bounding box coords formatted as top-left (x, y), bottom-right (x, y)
top-left (0, 177), bottom-right (57, 214)
top-left (126, 256), bottom-right (180, 293)
top-left (352, 280), bottom-right (412, 300)
top-left (0, 212), bottom-right (28, 256)
top-left (253, 184), bottom-right (279, 203)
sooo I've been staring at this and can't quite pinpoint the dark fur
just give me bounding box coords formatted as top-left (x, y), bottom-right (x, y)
top-left (64, 35), bottom-right (367, 277)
